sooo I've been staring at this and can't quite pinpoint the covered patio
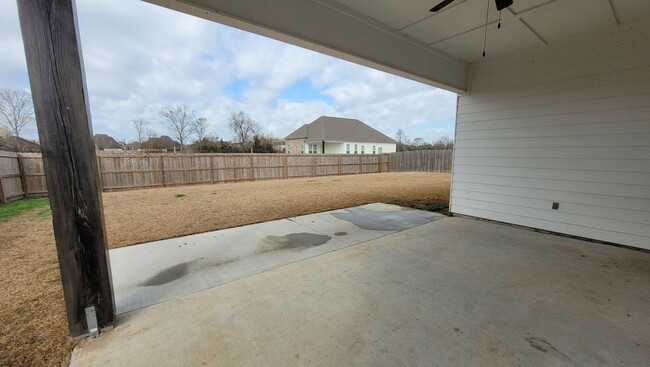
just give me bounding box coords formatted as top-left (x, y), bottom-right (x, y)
top-left (14, 0), bottom-right (649, 363)
top-left (71, 206), bottom-right (649, 366)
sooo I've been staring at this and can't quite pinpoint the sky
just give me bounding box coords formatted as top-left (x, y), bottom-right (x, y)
top-left (0, 0), bottom-right (457, 144)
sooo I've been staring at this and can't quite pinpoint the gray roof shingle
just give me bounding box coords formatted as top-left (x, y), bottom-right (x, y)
top-left (285, 116), bottom-right (396, 144)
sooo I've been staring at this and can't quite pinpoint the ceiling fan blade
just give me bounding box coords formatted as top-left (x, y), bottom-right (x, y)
top-left (430, 0), bottom-right (455, 12)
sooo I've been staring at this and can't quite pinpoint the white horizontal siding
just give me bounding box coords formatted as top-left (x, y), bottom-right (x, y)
top-left (451, 22), bottom-right (650, 250)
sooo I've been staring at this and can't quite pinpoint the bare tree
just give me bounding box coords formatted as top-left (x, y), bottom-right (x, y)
top-left (431, 136), bottom-right (454, 150)
top-left (412, 137), bottom-right (426, 147)
top-left (160, 105), bottom-right (196, 152)
top-left (0, 89), bottom-right (34, 152)
top-left (193, 117), bottom-right (208, 141)
top-left (191, 117), bottom-right (209, 152)
top-left (132, 118), bottom-right (150, 144)
top-left (395, 128), bottom-right (407, 152)
top-left (228, 111), bottom-right (259, 152)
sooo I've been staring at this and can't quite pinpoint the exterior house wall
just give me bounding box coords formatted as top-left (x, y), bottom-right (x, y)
top-left (341, 142), bottom-right (396, 154)
top-left (451, 23), bottom-right (650, 250)
top-left (286, 139), bottom-right (396, 154)
top-left (286, 139), bottom-right (304, 154)
top-left (324, 142), bottom-right (344, 154)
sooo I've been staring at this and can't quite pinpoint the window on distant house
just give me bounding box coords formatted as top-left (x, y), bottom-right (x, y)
top-left (361, 145), bottom-right (365, 154)
top-left (354, 144), bottom-right (358, 154)
top-left (308, 143), bottom-right (318, 154)
top-left (346, 143), bottom-right (350, 154)
top-left (372, 145), bottom-right (376, 154)
top-left (378, 147), bottom-right (383, 154)
top-left (301, 143), bottom-right (304, 153)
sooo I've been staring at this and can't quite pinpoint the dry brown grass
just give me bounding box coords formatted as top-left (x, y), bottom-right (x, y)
top-left (0, 172), bottom-right (450, 366)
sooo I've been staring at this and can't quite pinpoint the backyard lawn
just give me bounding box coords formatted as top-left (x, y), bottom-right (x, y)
top-left (0, 172), bottom-right (450, 366)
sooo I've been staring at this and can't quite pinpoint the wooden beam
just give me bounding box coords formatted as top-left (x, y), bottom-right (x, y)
top-left (17, 0), bottom-right (115, 337)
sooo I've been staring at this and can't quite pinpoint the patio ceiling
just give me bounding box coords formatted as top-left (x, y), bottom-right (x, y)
top-left (338, 0), bottom-right (650, 63)
top-left (145, 0), bottom-right (650, 92)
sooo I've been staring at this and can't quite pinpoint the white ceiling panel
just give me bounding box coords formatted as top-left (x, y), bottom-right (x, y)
top-left (519, 0), bottom-right (616, 43)
top-left (610, 0), bottom-right (650, 24)
top-left (337, 0), bottom-right (439, 30)
top-left (508, 0), bottom-right (557, 14)
top-left (434, 15), bottom-right (540, 62)
top-left (405, 0), bottom-right (502, 45)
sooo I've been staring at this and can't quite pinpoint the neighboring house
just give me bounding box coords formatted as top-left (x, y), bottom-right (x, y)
top-left (284, 116), bottom-right (396, 155)
top-left (140, 135), bottom-right (181, 152)
top-left (125, 142), bottom-right (142, 151)
top-left (94, 134), bottom-right (124, 151)
top-left (0, 128), bottom-right (41, 152)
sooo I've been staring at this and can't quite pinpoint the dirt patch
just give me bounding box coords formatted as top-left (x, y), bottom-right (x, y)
top-left (0, 172), bottom-right (449, 366)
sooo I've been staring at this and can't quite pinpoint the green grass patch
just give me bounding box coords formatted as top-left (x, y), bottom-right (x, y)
top-left (175, 194), bottom-right (185, 198)
top-left (387, 199), bottom-right (449, 214)
top-left (37, 207), bottom-right (52, 218)
top-left (0, 198), bottom-right (50, 221)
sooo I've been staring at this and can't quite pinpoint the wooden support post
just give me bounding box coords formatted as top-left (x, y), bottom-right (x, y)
top-left (358, 155), bottom-right (362, 174)
top-left (312, 155), bottom-right (317, 177)
top-left (377, 154), bottom-right (382, 173)
top-left (17, 154), bottom-right (29, 197)
top-left (17, 0), bottom-right (115, 337)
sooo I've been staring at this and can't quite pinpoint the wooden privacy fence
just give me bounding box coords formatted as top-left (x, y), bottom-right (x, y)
top-left (0, 152), bottom-right (391, 201)
top-left (390, 150), bottom-right (453, 173)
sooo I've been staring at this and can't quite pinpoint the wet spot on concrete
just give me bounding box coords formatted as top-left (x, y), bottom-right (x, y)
top-left (258, 232), bottom-right (331, 254)
top-left (331, 207), bottom-right (443, 231)
top-left (525, 337), bottom-right (580, 366)
top-left (139, 258), bottom-right (237, 287)
top-left (141, 261), bottom-right (192, 286)
top-left (334, 232), bottom-right (348, 236)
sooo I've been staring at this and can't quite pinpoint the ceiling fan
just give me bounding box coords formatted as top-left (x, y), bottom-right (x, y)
top-left (430, 0), bottom-right (513, 13)
top-left (429, 0), bottom-right (514, 57)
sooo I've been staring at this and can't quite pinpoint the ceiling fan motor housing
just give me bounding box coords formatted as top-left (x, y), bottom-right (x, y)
top-left (495, 0), bottom-right (513, 11)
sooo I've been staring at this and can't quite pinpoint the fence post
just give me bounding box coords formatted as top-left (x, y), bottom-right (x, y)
top-left (250, 154), bottom-right (255, 181)
top-left (284, 154), bottom-right (288, 179)
top-left (17, 154), bottom-right (28, 197)
top-left (0, 172), bottom-right (6, 204)
top-left (377, 154), bottom-right (381, 173)
top-left (159, 155), bottom-right (165, 187)
top-left (358, 155), bottom-right (362, 174)
top-left (209, 154), bottom-right (215, 184)
top-left (337, 155), bottom-right (341, 175)
top-left (312, 155), bottom-right (317, 177)
top-left (96, 154), bottom-right (106, 191)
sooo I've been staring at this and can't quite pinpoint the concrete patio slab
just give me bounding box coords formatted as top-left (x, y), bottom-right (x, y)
top-left (111, 203), bottom-right (444, 314)
top-left (74, 210), bottom-right (650, 367)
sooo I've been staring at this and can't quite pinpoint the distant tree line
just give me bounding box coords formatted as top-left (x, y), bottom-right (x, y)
top-left (395, 128), bottom-right (453, 152)
top-left (131, 107), bottom-right (283, 153)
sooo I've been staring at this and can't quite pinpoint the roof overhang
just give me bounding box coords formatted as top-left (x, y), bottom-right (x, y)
top-left (143, 0), bottom-right (468, 93)
top-left (143, 0), bottom-right (650, 95)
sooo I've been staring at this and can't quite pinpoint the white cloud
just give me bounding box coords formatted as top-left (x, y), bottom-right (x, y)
top-left (0, 0), bottom-right (457, 144)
